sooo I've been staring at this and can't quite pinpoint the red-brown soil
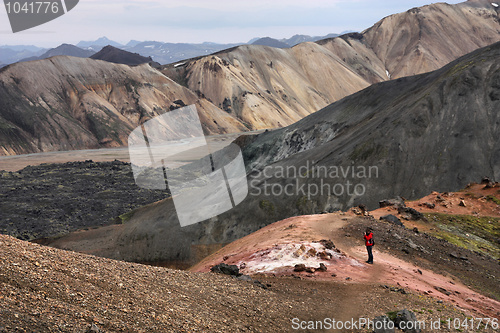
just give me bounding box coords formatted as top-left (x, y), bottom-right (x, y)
top-left (191, 184), bottom-right (500, 321)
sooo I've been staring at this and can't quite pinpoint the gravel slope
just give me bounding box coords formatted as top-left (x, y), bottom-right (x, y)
top-left (0, 234), bottom-right (493, 332)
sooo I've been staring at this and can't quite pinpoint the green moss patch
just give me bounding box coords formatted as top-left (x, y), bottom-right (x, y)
top-left (486, 195), bottom-right (500, 206)
top-left (424, 213), bottom-right (500, 259)
top-left (116, 210), bottom-right (136, 224)
top-left (259, 200), bottom-right (275, 216)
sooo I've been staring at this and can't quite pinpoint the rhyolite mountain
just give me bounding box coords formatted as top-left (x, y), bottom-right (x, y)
top-left (0, 57), bottom-right (247, 155)
top-left (1, 0), bottom-right (499, 156)
top-left (46, 41), bottom-right (500, 265)
top-left (90, 45), bottom-right (153, 66)
top-left (163, 0), bottom-right (500, 130)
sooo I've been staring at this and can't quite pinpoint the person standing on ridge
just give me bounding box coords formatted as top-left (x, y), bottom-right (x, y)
top-left (364, 227), bottom-right (374, 264)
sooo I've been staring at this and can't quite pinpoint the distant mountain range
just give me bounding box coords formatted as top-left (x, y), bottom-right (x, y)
top-left (0, 45), bottom-right (46, 65)
top-left (281, 33), bottom-right (341, 46)
top-left (20, 44), bottom-right (95, 62)
top-left (0, 33), bottom-right (342, 67)
top-left (121, 41), bottom-right (243, 65)
top-left (76, 36), bottom-right (124, 50)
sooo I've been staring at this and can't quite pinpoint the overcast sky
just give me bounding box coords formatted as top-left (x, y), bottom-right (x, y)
top-left (0, 0), bottom-right (464, 47)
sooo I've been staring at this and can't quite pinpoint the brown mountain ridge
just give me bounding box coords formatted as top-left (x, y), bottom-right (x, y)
top-left (162, 0), bottom-right (500, 130)
top-left (1, 0), bottom-right (499, 155)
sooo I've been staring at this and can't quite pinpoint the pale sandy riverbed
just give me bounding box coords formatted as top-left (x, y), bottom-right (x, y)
top-left (0, 131), bottom-right (261, 172)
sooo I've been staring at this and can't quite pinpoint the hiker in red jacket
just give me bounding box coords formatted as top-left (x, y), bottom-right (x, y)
top-left (364, 227), bottom-right (374, 264)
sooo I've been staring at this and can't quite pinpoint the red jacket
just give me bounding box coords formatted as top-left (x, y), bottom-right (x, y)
top-left (364, 232), bottom-right (374, 246)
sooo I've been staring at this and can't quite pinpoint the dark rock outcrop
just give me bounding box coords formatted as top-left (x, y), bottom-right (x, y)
top-left (394, 309), bottom-right (422, 333)
top-left (372, 316), bottom-right (395, 333)
top-left (379, 197), bottom-right (405, 208)
top-left (397, 207), bottom-right (425, 221)
top-left (380, 215), bottom-right (403, 227)
top-left (210, 263), bottom-right (241, 276)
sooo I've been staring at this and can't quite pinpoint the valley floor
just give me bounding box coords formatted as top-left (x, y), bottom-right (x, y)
top-left (0, 131), bottom-right (252, 172)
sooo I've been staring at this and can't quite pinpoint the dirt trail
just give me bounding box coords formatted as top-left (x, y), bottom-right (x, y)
top-left (312, 215), bottom-right (500, 319)
top-left (192, 213), bottom-right (500, 319)
top-left (310, 216), bottom-right (386, 322)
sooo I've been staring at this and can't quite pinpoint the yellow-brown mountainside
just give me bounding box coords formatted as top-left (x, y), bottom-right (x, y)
top-left (0, 57), bottom-right (247, 156)
top-left (163, 0), bottom-right (500, 130)
top-left (165, 44), bottom-right (371, 130)
top-left (1, 1), bottom-right (499, 156)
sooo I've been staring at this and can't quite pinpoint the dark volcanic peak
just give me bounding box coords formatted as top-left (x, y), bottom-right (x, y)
top-left (90, 45), bottom-right (152, 66)
top-left (251, 37), bottom-right (290, 49)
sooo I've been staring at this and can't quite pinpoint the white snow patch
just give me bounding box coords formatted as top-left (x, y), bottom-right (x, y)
top-left (144, 45), bottom-right (155, 49)
top-left (492, 2), bottom-right (499, 7)
top-left (239, 242), bottom-right (360, 274)
top-left (386, 70), bottom-right (391, 79)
